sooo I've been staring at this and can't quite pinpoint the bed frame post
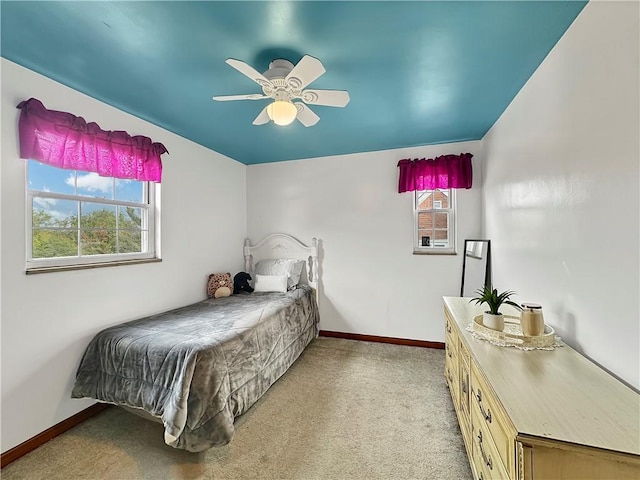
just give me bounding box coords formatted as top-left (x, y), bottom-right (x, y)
top-left (310, 238), bottom-right (319, 283)
top-left (243, 238), bottom-right (252, 273)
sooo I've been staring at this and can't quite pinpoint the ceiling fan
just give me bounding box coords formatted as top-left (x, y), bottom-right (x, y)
top-left (212, 55), bottom-right (350, 127)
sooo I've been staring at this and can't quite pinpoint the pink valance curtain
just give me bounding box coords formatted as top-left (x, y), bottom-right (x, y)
top-left (16, 98), bottom-right (167, 182)
top-left (397, 153), bottom-right (473, 193)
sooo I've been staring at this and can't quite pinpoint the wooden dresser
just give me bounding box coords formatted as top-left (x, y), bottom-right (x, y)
top-left (443, 296), bottom-right (640, 480)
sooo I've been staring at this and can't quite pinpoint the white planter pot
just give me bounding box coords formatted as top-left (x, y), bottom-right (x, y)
top-left (483, 312), bottom-right (505, 332)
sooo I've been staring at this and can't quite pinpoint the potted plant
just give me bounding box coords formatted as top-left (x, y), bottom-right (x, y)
top-left (470, 285), bottom-right (521, 332)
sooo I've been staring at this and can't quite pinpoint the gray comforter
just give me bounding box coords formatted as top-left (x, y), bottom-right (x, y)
top-left (71, 285), bottom-right (319, 452)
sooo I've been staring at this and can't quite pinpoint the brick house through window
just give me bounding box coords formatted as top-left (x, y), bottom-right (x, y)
top-left (414, 189), bottom-right (455, 253)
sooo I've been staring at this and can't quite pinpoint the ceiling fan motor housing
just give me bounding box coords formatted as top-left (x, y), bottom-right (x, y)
top-left (265, 59), bottom-right (295, 79)
top-left (263, 59), bottom-right (302, 96)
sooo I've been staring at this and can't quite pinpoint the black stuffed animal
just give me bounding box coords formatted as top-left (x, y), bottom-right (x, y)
top-left (233, 272), bottom-right (254, 294)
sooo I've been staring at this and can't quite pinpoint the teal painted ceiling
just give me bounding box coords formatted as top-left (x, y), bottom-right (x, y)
top-left (1, 1), bottom-right (587, 165)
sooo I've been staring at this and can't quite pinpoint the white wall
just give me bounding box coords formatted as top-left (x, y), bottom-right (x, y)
top-left (0, 59), bottom-right (247, 452)
top-left (247, 141), bottom-right (482, 342)
top-left (482, 2), bottom-right (639, 389)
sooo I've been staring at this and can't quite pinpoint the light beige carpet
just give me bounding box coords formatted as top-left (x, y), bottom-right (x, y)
top-left (2, 337), bottom-right (472, 480)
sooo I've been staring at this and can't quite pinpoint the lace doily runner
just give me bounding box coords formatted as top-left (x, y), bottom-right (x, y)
top-left (466, 316), bottom-right (564, 351)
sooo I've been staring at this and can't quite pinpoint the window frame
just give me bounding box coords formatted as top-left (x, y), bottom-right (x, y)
top-left (25, 161), bottom-right (161, 272)
top-left (413, 188), bottom-right (457, 255)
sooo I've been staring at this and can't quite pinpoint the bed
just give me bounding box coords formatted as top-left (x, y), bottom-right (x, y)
top-left (71, 234), bottom-right (320, 452)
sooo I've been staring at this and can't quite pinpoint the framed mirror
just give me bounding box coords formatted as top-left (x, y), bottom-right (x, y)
top-left (460, 239), bottom-right (491, 297)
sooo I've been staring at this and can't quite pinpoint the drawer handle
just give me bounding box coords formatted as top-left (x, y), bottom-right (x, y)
top-left (478, 473), bottom-right (483, 480)
top-left (446, 322), bottom-right (452, 334)
top-left (476, 388), bottom-right (492, 423)
top-left (477, 430), bottom-right (493, 471)
top-left (446, 344), bottom-right (453, 358)
top-left (461, 377), bottom-right (468, 395)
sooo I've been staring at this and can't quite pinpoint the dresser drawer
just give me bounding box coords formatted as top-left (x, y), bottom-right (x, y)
top-left (458, 337), bottom-right (470, 367)
top-left (445, 337), bottom-right (457, 367)
top-left (472, 419), bottom-right (510, 480)
top-left (471, 363), bottom-right (512, 475)
top-left (445, 310), bottom-right (456, 342)
top-left (459, 358), bottom-right (471, 419)
top-left (459, 399), bottom-right (472, 455)
top-left (445, 344), bottom-right (459, 403)
top-left (444, 309), bottom-right (459, 401)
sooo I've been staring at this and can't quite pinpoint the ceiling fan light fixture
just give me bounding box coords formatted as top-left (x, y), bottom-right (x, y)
top-left (266, 100), bottom-right (297, 126)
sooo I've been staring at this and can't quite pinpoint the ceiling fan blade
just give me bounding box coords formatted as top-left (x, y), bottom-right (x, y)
top-left (295, 103), bottom-right (320, 127)
top-left (299, 89), bottom-right (350, 107)
top-left (252, 106), bottom-right (271, 125)
top-left (225, 58), bottom-right (272, 87)
top-left (286, 55), bottom-right (326, 90)
top-left (212, 94), bottom-right (268, 102)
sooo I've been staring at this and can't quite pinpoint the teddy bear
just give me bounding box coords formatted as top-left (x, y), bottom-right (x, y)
top-left (233, 272), bottom-right (254, 294)
top-left (207, 272), bottom-right (233, 298)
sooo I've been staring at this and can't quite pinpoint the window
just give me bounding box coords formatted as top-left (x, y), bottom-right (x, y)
top-left (26, 160), bottom-right (159, 271)
top-left (414, 188), bottom-right (456, 254)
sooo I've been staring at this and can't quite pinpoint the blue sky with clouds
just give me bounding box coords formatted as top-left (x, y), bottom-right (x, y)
top-left (29, 160), bottom-right (144, 221)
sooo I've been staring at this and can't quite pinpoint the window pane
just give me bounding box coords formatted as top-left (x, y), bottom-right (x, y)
top-left (80, 203), bottom-right (117, 228)
top-left (118, 206), bottom-right (144, 254)
top-left (418, 230), bottom-right (432, 247)
top-left (76, 171), bottom-right (114, 199)
top-left (434, 189), bottom-right (450, 208)
top-left (434, 230), bottom-right (449, 241)
top-left (434, 212), bottom-right (449, 229)
top-left (80, 203), bottom-right (117, 255)
top-left (28, 160), bottom-right (75, 195)
top-left (115, 179), bottom-right (145, 203)
top-left (417, 191), bottom-right (433, 210)
top-left (434, 225), bottom-right (450, 247)
top-left (417, 211), bottom-right (433, 230)
top-left (32, 229), bottom-right (78, 258)
top-left (33, 199), bottom-right (78, 228)
top-left (81, 230), bottom-right (117, 255)
top-left (118, 230), bottom-right (143, 253)
top-left (118, 206), bottom-right (143, 230)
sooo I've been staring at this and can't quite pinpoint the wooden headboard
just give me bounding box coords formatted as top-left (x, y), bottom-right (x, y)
top-left (243, 234), bottom-right (319, 291)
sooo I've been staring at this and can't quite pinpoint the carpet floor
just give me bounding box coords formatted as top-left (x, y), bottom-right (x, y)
top-left (2, 337), bottom-right (472, 480)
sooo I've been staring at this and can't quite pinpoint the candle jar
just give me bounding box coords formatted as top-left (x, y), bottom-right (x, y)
top-left (520, 303), bottom-right (544, 336)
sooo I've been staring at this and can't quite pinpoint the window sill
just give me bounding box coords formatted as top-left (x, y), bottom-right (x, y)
top-left (413, 249), bottom-right (457, 256)
top-left (26, 257), bottom-right (162, 275)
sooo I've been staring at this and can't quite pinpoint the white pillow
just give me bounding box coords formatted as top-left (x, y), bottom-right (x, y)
top-left (255, 259), bottom-right (305, 289)
top-left (253, 274), bottom-right (288, 293)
